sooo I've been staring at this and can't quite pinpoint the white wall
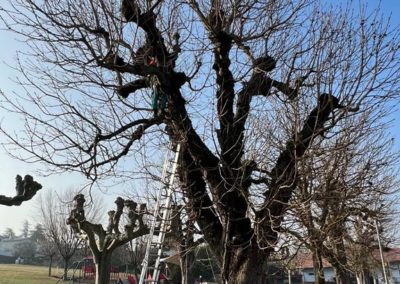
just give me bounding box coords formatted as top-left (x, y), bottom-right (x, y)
top-left (0, 238), bottom-right (31, 257)
top-left (302, 267), bottom-right (335, 283)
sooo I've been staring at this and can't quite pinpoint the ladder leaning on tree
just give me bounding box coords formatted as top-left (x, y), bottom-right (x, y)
top-left (139, 143), bottom-right (181, 284)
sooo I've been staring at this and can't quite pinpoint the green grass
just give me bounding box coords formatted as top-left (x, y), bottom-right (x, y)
top-left (0, 264), bottom-right (94, 284)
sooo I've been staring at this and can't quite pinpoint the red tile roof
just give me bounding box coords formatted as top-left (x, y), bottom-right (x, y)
top-left (292, 252), bottom-right (331, 268)
top-left (293, 247), bottom-right (400, 269)
top-left (372, 248), bottom-right (400, 263)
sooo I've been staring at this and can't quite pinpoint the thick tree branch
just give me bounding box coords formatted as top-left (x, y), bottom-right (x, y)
top-left (204, 4), bottom-right (239, 170)
top-left (234, 69), bottom-right (297, 132)
top-left (165, 89), bottom-right (220, 170)
top-left (177, 144), bottom-right (224, 258)
top-left (270, 79), bottom-right (298, 99)
top-left (99, 60), bottom-right (159, 76)
top-left (233, 58), bottom-right (297, 173)
top-left (257, 93), bottom-right (345, 247)
top-left (117, 78), bottom-right (148, 98)
top-left (0, 175), bottom-right (42, 206)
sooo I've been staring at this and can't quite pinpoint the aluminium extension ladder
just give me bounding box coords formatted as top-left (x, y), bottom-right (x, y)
top-left (138, 143), bottom-right (181, 284)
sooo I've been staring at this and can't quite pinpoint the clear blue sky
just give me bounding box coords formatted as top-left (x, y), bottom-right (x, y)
top-left (0, 0), bottom-right (399, 234)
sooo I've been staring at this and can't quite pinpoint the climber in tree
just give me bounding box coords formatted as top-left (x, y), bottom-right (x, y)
top-left (132, 40), bottom-right (168, 117)
top-left (148, 74), bottom-right (167, 117)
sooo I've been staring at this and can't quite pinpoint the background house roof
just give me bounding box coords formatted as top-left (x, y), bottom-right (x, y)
top-left (292, 252), bottom-right (332, 269)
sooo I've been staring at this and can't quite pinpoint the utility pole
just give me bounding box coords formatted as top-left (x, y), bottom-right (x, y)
top-left (375, 219), bottom-right (389, 284)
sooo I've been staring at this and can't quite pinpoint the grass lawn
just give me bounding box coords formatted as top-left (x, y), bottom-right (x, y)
top-left (0, 264), bottom-right (94, 284)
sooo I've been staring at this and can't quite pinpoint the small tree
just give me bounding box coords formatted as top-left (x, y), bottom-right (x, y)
top-left (38, 234), bottom-right (58, 277)
top-left (67, 194), bottom-right (149, 284)
top-left (30, 223), bottom-right (58, 277)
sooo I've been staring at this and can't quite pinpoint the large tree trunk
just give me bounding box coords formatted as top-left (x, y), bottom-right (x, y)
top-left (180, 251), bottom-right (195, 284)
top-left (356, 271), bottom-right (372, 284)
top-left (94, 252), bottom-right (112, 284)
top-left (334, 238), bottom-right (352, 284)
top-left (224, 243), bottom-right (268, 284)
top-left (362, 269), bottom-right (373, 284)
top-left (179, 230), bottom-right (195, 284)
top-left (326, 252), bottom-right (352, 284)
top-left (325, 221), bottom-right (352, 284)
top-left (335, 268), bottom-right (352, 284)
top-left (48, 255), bottom-right (53, 277)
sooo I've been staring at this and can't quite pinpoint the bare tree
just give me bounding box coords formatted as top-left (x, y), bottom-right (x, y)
top-left (29, 223), bottom-right (59, 277)
top-left (285, 107), bottom-right (399, 284)
top-left (35, 226), bottom-right (59, 277)
top-left (40, 238), bottom-right (58, 277)
top-left (2, 227), bottom-right (16, 239)
top-left (21, 220), bottom-right (30, 238)
top-left (67, 194), bottom-right (148, 284)
top-left (1, 0), bottom-right (400, 282)
top-left (37, 189), bottom-right (102, 280)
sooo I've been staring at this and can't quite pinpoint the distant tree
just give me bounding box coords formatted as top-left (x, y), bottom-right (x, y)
top-left (30, 223), bottom-right (45, 242)
top-left (3, 227), bottom-right (16, 239)
top-left (165, 205), bottom-right (200, 284)
top-left (0, 175), bottom-right (42, 206)
top-left (67, 194), bottom-right (148, 284)
top-left (21, 220), bottom-right (30, 238)
top-left (110, 243), bottom-right (130, 268)
top-left (38, 235), bottom-right (59, 277)
top-left (30, 223), bottom-right (58, 276)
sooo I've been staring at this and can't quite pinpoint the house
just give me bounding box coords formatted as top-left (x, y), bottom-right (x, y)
top-left (0, 237), bottom-right (32, 258)
top-left (372, 248), bottom-right (400, 284)
top-left (290, 248), bottom-right (400, 284)
top-left (292, 252), bottom-right (336, 283)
